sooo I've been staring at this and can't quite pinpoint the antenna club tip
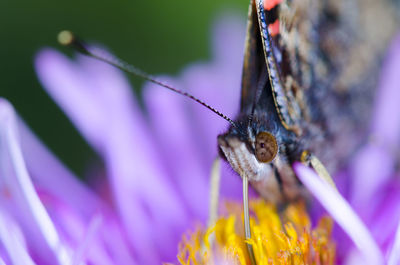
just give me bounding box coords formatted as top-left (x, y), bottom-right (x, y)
top-left (58, 30), bottom-right (74, 46)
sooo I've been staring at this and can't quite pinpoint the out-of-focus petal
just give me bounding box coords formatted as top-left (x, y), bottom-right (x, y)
top-left (143, 78), bottom-right (209, 221)
top-left (40, 191), bottom-right (137, 265)
top-left (294, 163), bottom-right (383, 265)
top-left (1, 99), bottom-right (137, 265)
top-left (366, 179), bottom-right (400, 251)
top-left (72, 214), bottom-right (102, 265)
top-left (350, 34), bottom-right (400, 210)
top-left (104, 103), bottom-right (188, 264)
top-left (387, 217), bottom-right (400, 265)
top-left (0, 99), bottom-right (71, 265)
top-left (220, 161), bottom-right (244, 200)
top-left (181, 15), bottom-right (244, 161)
top-left (370, 34), bottom-right (400, 148)
top-left (180, 15), bottom-right (245, 199)
top-left (350, 144), bottom-right (394, 216)
top-left (94, 217), bottom-right (137, 265)
top-left (142, 15), bottom-right (246, 220)
top-left (17, 117), bottom-right (101, 220)
top-left (180, 61), bottom-right (240, 164)
top-left (211, 13), bottom-right (247, 70)
top-left (0, 210), bottom-right (35, 265)
top-left (36, 49), bottom-right (189, 264)
top-left (35, 49), bottom-right (106, 152)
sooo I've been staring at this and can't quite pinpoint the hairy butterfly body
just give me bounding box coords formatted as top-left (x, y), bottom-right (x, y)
top-left (218, 0), bottom-right (398, 205)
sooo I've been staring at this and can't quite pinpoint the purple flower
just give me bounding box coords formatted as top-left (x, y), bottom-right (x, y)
top-left (0, 15), bottom-right (246, 265)
top-left (0, 12), bottom-right (399, 265)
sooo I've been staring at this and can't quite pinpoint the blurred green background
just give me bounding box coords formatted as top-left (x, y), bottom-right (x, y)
top-left (0, 0), bottom-right (247, 177)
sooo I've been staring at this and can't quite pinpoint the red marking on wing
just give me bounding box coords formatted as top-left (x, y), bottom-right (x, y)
top-left (264, 0), bottom-right (282, 11)
top-left (268, 19), bottom-right (280, 36)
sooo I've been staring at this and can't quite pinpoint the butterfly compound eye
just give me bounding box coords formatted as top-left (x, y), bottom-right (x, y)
top-left (255, 132), bottom-right (278, 163)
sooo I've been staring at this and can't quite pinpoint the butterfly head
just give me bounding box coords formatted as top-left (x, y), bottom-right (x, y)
top-left (218, 116), bottom-right (285, 181)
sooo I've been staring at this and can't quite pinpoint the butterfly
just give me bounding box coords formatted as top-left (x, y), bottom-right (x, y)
top-left (217, 0), bottom-right (396, 261)
top-left (219, 0), bottom-right (397, 202)
top-left (58, 0), bottom-right (397, 262)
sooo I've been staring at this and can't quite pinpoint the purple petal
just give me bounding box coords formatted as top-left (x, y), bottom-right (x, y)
top-left (143, 78), bottom-right (209, 221)
top-left (41, 192), bottom-right (137, 265)
top-left (17, 116), bottom-right (102, 220)
top-left (87, 66), bottom-right (189, 262)
top-left (0, 256), bottom-right (7, 265)
top-left (370, 34), bottom-right (400, 147)
top-left (350, 34), bottom-right (400, 209)
top-left (211, 13), bottom-right (247, 70)
top-left (35, 49), bottom-right (107, 152)
top-left (368, 179), bottom-right (400, 251)
top-left (350, 144), bottom-right (394, 216)
top-left (294, 163), bottom-right (383, 265)
top-left (181, 60), bottom-right (241, 165)
top-left (0, 99), bottom-right (71, 265)
top-left (142, 15), bottom-right (246, 214)
top-left (36, 49), bottom-right (189, 263)
top-left (0, 210), bottom-right (35, 265)
top-left (104, 111), bottom-right (188, 263)
top-left (180, 15), bottom-right (244, 165)
top-left (219, 161), bottom-right (243, 200)
top-left (1, 99), bottom-right (138, 264)
top-left (176, 16), bottom-right (245, 199)
top-left (94, 217), bottom-right (137, 265)
top-left (17, 104), bottom-right (138, 264)
top-left (72, 214), bottom-right (109, 265)
top-left (387, 216), bottom-right (400, 265)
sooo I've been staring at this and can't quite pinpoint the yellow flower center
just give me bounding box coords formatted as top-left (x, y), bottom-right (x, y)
top-left (176, 200), bottom-right (335, 265)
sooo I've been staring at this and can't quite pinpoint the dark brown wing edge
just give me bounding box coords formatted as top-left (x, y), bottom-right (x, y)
top-left (240, 0), bottom-right (266, 114)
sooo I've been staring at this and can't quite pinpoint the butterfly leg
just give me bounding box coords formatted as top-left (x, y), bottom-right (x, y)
top-left (301, 151), bottom-right (337, 191)
top-left (207, 157), bottom-right (221, 227)
top-left (243, 176), bottom-right (257, 265)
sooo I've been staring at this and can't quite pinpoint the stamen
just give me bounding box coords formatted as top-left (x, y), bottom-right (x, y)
top-left (176, 200), bottom-right (335, 265)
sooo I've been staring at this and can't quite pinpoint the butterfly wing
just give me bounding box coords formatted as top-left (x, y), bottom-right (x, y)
top-left (241, 0), bottom-right (303, 132)
top-left (254, 0), bottom-right (398, 169)
top-left (240, 0), bottom-right (268, 114)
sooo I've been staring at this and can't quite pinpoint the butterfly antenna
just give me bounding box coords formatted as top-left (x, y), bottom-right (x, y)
top-left (58, 30), bottom-right (236, 127)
